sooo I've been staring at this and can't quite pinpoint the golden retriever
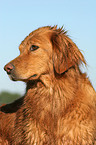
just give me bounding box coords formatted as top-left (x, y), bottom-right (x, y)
top-left (0, 26), bottom-right (96, 144)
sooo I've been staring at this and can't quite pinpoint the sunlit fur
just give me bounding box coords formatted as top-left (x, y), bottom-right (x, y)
top-left (0, 26), bottom-right (96, 144)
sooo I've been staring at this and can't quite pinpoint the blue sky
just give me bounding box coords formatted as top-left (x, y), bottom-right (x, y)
top-left (0, 0), bottom-right (96, 95)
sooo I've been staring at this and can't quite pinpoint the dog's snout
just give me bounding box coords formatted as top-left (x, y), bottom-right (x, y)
top-left (4, 63), bottom-right (14, 74)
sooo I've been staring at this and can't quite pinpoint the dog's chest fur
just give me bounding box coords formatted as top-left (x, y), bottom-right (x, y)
top-left (12, 76), bottom-right (96, 144)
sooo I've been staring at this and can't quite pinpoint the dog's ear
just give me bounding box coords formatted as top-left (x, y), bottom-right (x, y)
top-left (51, 29), bottom-right (86, 74)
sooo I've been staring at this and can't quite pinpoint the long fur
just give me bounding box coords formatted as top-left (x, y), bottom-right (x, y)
top-left (0, 26), bottom-right (96, 144)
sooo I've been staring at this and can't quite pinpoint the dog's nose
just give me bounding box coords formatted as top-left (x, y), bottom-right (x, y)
top-left (4, 63), bottom-right (14, 74)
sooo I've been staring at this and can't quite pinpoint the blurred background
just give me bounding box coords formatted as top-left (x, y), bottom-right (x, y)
top-left (0, 0), bottom-right (96, 105)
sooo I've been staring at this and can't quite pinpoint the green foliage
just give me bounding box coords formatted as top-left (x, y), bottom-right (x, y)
top-left (0, 91), bottom-right (21, 105)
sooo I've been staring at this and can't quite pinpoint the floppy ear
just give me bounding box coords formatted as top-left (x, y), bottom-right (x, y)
top-left (51, 30), bottom-right (86, 74)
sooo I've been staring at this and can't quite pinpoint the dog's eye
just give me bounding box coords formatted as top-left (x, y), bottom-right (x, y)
top-left (30, 45), bottom-right (39, 51)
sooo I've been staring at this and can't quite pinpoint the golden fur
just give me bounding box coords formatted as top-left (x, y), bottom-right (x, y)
top-left (0, 26), bottom-right (96, 144)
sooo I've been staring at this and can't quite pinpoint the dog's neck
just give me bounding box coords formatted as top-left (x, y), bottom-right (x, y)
top-left (22, 68), bottom-right (88, 141)
top-left (25, 68), bottom-right (82, 120)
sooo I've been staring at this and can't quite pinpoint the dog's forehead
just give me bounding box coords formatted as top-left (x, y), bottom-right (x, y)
top-left (19, 28), bottom-right (53, 49)
top-left (19, 35), bottom-right (46, 50)
top-left (19, 26), bottom-right (64, 50)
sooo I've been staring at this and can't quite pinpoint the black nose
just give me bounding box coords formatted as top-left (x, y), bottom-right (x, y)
top-left (4, 63), bottom-right (14, 74)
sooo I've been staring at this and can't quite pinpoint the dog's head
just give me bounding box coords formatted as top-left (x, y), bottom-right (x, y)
top-left (4, 26), bottom-right (86, 82)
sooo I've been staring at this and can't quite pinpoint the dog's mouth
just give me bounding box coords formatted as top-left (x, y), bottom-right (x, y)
top-left (29, 74), bottom-right (37, 78)
top-left (8, 74), bottom-right (18, 81)
top-left (8, 73), bottom-right (38, 82)
top-left (26, 74), bottom-right (38, 81)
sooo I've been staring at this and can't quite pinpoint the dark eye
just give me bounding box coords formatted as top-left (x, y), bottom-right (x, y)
top-left (30, 45), bottom-right (39, 51)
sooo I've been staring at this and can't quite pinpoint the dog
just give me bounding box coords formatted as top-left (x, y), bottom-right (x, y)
top-left (0, 26), bottom-right (96, 144)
